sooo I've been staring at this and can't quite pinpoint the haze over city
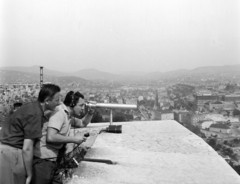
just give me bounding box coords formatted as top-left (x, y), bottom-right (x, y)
top-left (1, 0), bottom-right (240, 74)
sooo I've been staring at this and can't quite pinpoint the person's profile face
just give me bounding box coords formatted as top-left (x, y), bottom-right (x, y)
top-left (73, 98), bottom-right (85, 116)
top-left (47, 92), bottom-right (61, 111)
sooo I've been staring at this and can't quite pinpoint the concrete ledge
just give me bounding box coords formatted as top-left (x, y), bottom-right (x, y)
top-left (66, 120), bottom-right (240, 184)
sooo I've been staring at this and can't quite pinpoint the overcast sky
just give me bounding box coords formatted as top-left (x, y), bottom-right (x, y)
top-left (0, 0), bottom-right (240, 73)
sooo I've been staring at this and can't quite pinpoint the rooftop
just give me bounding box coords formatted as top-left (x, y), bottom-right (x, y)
top-left (210, 123), bottom-right (230, 129)
top-left (66, 120), bottom-right (240, 184)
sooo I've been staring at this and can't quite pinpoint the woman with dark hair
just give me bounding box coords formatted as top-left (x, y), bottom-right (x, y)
top-left (0, 84), bottom-right (61, 184)
top-left (32, 90), bottom-right (95, 184)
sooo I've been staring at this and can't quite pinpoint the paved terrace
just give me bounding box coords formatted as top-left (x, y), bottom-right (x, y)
top-left (67, 120), bottom-right (240, 184)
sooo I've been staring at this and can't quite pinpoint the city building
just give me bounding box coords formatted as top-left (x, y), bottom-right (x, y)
top-left (174, 110), bottom-right (192, 125)
top-left (160, 110), bottom-right (174, 120)
top-left (209, 124), bottom-right (230, 134)
top-left (194, 94), bottom-right (219, 110)
top-left (224, 95), bottom-right (240, 104)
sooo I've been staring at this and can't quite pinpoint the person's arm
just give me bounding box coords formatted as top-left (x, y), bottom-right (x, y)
top-left (71, 108), bottom-right (95, 128)
top-left (71, 115), bottom-right (92, 128)
top-left (47, 127), bottom-right (86, 144)
top-left (22, 105), bottom-right (44, 184)
top-left (22, 139), bottom-right (34, 184)
top-left (47, 109), bottom-right (87, 144)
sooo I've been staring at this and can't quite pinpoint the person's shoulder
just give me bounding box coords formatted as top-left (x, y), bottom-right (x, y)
top-left (50, 105), bottom-right (65, 118)
top-left (14, 101), bottom-right (34, 115)
top-left (48, 105), bottom-right (66, 125)
top-left (20, 101), bottom-right (38, 111)
top-left (55, 104), bottom-right (65, 113)
top-left (44, 110), bottom-right (54, 120)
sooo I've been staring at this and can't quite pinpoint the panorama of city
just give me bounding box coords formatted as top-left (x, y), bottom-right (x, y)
top-left (1, 65), bottom-right (240, 175)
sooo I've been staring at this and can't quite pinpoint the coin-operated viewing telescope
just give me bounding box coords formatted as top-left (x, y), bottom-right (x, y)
top-left (85, 101), bottom-right (138, 125)
top-left (85, 101), bottom-right (137, 110)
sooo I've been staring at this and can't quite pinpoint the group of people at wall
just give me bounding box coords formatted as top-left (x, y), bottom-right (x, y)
top-left (0, 83), bottom-right (95, 184)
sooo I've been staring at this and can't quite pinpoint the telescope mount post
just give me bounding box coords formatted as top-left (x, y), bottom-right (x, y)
top-left (110, 109), bottom-right (113, 125)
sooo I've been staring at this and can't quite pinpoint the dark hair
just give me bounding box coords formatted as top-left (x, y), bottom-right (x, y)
top-left (13, 102), bottom-right (23, 109)
top-left (63, 91), bottom-right (84, 108)
top-left (38, 84), bottom-right (61, 103)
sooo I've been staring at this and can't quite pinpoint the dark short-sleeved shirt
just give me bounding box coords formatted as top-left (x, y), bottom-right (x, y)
top-left (0, 101), bottom-right (45, 149)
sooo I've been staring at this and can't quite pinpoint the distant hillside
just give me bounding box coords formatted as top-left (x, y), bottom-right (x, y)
top-left (1, 64), bottom-right (240, 83)
top-left (118, 71), bottom-right (148, 76)
top-left (136, 65), bottom-right (240, 81)
top-left (72, 68), bottom-right (119, 81)
top-left (0, 66), bottom-right (119, 81)
top-left (191, 65), bottom-right (240, 74)
top-left (0, 70), bottom-right (93, 87)
top-left (1, 65), bottom-right (69, 77)
top-left (0, 70), bottom-right (41, 84)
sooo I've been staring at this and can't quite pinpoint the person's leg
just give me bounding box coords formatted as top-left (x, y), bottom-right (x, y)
top-left (0, 144), bottom-right (26, 184)
top-left (0, 145), bottom-right (15, 184)
top-left (13, 148), bottom-right (27, 184)
top-left (31, 157), bottom-right (56, 184)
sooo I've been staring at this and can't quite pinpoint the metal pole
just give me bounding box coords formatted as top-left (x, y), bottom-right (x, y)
top-left (110, 109), bottom-right (113, 125)
top-left (86, 103), bottom-right (137, 110)
top-left (40, 66), bottom-right (43, 88)
top-left (110, 109), bottom-right (112, 125)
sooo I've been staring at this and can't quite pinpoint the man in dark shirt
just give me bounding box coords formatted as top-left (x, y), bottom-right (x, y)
top-left (0, 84), bottom-right (61, 184)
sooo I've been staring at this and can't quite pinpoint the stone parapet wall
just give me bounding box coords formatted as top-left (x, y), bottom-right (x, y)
top-left (66, 120), bottom-right (240, 184)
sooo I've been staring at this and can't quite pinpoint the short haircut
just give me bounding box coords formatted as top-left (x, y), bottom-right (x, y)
top-left (38, 84), bottom-right (61, 103)
top-left (63, 91), bottom-right (84, 107)
top-left (13, 102), bottom-right (22, 109)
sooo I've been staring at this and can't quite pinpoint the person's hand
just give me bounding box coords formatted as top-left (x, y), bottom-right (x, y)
top-left (74, 136), bottom-right (87, 144)
top-left (25, 175), bottom-right (32, 184)
top-left (87, 107), bottom-right (96, 115)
